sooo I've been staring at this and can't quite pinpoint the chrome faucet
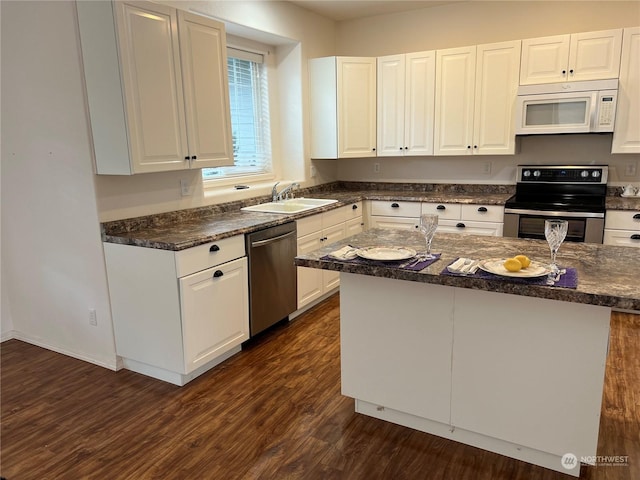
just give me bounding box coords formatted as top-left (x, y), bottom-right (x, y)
top-left (271, 182), bottom-right (280, 202)
top-left (272, 182), bottom-right (299, 202)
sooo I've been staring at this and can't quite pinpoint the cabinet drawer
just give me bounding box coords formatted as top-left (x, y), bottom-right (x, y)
top-left (346, 201), bottom-right (363, 220)
top-left (421, 202), bottom-right (461, 220)
top-left (175, 235), bottom-right (245, 278)
top-left (297, 213), bottom-right (323, 237)
top-left (604, 229), bottom-right (640, 247)
top-left (323, 206), bottom-right (349, 228)
top-left (370, 216), bottom-right (419, 230)
top-left (438, 220), bottom-right (503, 237)
top-left (605, 210), bottom-right (640, 230)
top-left (461, 204), bottom-right (504, 223)
top-left (371, 200), bottom-right (421, 217)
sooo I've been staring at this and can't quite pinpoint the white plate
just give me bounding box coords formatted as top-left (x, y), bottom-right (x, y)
top-left (356, 246), bottom-right (416, 262)
top-left (478, 258), bottom-right (552, 278)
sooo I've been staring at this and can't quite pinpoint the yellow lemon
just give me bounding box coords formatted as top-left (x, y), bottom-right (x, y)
top-left (503, 258), bottom-right (522, 272)
top-left (514, 254), bottom-right (531, 269)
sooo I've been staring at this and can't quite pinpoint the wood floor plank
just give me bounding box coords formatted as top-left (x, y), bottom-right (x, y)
top-left (1, 295), bottom-right (638, 479)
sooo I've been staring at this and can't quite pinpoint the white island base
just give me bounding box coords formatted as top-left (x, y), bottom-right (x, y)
top-left (340, 273), bottom-right (611, 477)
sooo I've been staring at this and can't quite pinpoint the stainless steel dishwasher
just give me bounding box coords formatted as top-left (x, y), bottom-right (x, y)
top-left (245, 221), bottom-right (297, 337)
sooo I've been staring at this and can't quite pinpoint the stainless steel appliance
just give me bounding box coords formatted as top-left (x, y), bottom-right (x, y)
top-left (246, 222), bottom-right (297, 337)
top-left (504, 165), bottom-right (608, 243)
top-left (515, 79), bottom-right (618, 135)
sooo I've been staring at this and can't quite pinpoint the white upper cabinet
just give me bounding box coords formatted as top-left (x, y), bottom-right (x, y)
top-left (612, 27), bottom-right (640, 154)
top-left (434, 46), bottom-right (476, 156)
top-left (177, 11), bottom-right (234, 169)
top-left (77, 1), bottom-right (233, 174)
top-left (309, 56), bottom-right (377, 159)
top-left (520, 29), bottom-right (622, 85)
top-left (435, 41), bottom-right (520, 156)
top-left (377, 51), bottom-right (436, 157)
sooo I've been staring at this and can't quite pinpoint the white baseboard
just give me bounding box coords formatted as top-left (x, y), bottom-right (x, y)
top-left (2, 331), bottom-right (119, 371)
top-left (289, 288), bottom-right (339, 320)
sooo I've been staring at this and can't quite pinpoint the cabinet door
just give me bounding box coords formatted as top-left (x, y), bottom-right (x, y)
top-left (569, 29), bottom-right (622, 82)
top-left (346, 217), bottom-right (364, 237)
top-left (612, 27), bottom-right (640, 154)
top-left (377, 55), bottom-right (406, 156)
top-left (180, 257), bottom-right (249, 373)
top-left (178, 12), bottom-right (234, 168)
top-left (114, 1), bottom-right (189, 173)
top-left (337, 57), bottom-right (377, 158)
top-left (297, 231), bottom-right (324, 308)
top-left (520, 34), bottom-right (570, 85)
top-left (473, 41), bottom-right (520, 155)
top-left (405, 51), bottom-right (436, 156)
top-left (434, 46), bottom-right (476, 155)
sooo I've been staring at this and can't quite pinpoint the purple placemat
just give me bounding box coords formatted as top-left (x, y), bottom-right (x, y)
top-left (440, 258), bottom-right (578, 289)
top-left (321, 252), bottom-right (441, 271)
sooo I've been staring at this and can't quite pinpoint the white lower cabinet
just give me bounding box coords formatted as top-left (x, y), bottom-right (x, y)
top-left (103, 235), bottom-right (248, 385)
top-left (423, 202), bottom-right (504, 236)
top-left (296, 203), bottom-right (363, 308)
top-left (604, 210), bottom-right (640, 247)
top-left (368, 200), bottom-right (421, 230)
top-left (369, 201), bottom-right (503, 236)
top-left (179, 257), bottom-right (249, 372)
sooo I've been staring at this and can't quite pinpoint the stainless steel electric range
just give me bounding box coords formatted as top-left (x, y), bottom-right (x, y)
top-left (503, 165), bottom-right (608, 243)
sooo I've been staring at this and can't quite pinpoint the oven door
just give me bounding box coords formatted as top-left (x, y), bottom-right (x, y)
top-left (504, 210), bottom-right (604, 243)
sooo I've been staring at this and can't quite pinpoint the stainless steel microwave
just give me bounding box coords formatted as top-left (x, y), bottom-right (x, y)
top-left (515, 79), bottom-right (618, 134)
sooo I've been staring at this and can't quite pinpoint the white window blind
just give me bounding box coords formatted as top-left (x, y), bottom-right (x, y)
top-left (202, 47), bottom-right (272, 180)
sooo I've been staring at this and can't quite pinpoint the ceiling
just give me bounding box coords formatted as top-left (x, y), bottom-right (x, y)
top-left (287, 1), bottom-right (462, 22)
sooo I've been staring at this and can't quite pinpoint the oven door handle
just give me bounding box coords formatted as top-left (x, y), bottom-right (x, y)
top-left (503, 208), bottom-right (604, 219)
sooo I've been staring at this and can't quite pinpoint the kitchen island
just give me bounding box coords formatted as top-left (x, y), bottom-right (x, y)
top-left (295, 229), bottom-right (639, 477)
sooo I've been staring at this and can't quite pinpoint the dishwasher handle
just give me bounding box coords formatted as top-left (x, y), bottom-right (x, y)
top-left (250, 229), bottom-right (296, 248)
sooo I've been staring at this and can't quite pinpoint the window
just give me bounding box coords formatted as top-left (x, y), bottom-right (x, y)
top-left (202, 47), bottom-right (272, 181)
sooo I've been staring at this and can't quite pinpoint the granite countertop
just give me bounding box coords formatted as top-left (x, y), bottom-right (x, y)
top-left (294, 228), bottom-right (640, 311)
top-left (100, 181), bottom-right (639, 251)
top-left (605, 195), bottom-right (640, 211)
top-left (101, 184), bottom-right (513, 250)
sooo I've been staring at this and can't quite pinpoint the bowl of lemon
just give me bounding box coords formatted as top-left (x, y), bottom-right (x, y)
top-left (478, 255), bottom-right (551, 278)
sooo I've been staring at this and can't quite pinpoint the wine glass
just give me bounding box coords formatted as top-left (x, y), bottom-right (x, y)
top-left (419, 214), bottom-right (438, 259)
top-left (544, 219), bottom-right (568, 274)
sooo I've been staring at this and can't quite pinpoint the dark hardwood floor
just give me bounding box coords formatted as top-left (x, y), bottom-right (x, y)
top-left (1, 294), bottom-right (638, 479)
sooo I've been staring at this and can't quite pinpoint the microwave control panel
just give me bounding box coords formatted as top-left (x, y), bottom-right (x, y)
top-left (595, 90), bottom-right (617, 130)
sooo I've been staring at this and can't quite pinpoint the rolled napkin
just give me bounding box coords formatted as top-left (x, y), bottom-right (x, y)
top-left (328, 245), bottom-right (358, 260)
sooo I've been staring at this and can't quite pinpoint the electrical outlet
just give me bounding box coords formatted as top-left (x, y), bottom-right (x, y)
top-left (89, 308), bottom-right (97, 326)
top-left (624, 162), bottom-right (637, 177)
top-left (180, 179), bottom-right (193, 196)
top-left (310, 165), bottom-right (317, 178)
top-left (482, 162), bottom-right (492, 175)
top-left (374, 163), bottom-right (380, 174)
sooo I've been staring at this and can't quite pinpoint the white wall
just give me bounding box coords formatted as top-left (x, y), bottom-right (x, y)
top-left (334, 1), bottom-right (640, 186)
top-left (336, 1), bottom-right (640, 56)
top-left (1, 1), bottom-right (117, 367)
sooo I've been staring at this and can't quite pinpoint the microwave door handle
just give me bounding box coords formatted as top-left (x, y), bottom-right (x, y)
top-left (588, 92), bottom-right (598, 130)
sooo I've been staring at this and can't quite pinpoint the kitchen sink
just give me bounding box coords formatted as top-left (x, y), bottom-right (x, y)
top-left (241, 198), bottom-right (338, 214)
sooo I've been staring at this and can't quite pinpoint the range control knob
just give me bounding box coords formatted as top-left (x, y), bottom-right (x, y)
top-left (581, 170), bottom-right (590, 178)
top-left (523, 170), bottom-right (531, 177)
top-left (592, 170), bottom-right (601, 178)
top-left (533, 170), bottom-right (541, 178)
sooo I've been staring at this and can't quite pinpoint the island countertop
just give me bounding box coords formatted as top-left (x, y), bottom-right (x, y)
top-left (294, 228), bottom-right (640, 311)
